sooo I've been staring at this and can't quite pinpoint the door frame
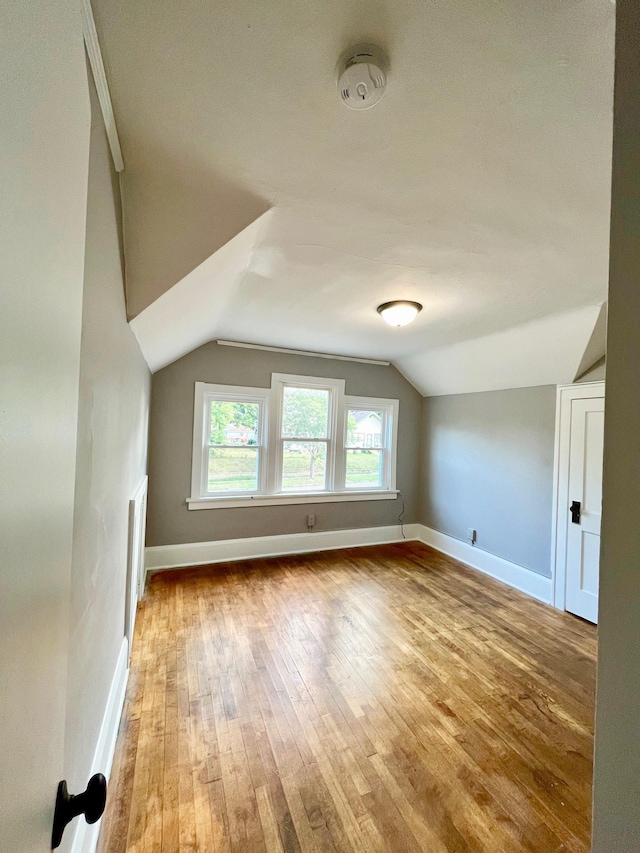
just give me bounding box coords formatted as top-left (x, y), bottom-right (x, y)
top-left (551, 380), bottom-right (606, 611)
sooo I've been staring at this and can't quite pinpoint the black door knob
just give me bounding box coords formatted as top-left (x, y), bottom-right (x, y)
top-left (570, 500), bottom-right (581, 524)
top-left (51, 773), bottom-right (107, 849)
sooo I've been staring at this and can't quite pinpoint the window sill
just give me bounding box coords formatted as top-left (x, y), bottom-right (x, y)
top-left (186, 490), bottom-right (399, 510)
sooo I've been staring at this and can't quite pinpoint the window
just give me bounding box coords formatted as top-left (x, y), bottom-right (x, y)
top-left (188, 375), bottom-right (399, 509)
top-left (345, 405), bottom-right (390, 489)
top-left (280, 385), bottom-right (331, 491)
top-left (190, 384), bottom-right (269, 500)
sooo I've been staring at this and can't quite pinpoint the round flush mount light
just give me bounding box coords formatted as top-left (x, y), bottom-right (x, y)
top-left (337, 44), bottom-right (389, 110)
top-left (377, 300), bottom-right (423, 327)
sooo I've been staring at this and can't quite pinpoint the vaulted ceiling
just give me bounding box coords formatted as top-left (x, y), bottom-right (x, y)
top-left (92, 0), bottom-right (614, 394)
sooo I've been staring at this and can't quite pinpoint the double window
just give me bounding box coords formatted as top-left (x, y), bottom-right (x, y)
top-left (189, 373), bottom-right (398, 508)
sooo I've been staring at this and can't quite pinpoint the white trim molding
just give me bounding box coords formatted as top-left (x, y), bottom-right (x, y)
top-left (146, 524), bottom-right (420, 573)
top-left (187, 489), bottom-right (399, 510)
top-left (126, 477), bottom-right (148, 659)
top-left (69, 638), bottom-right (129, 853)
top-left (81, 0), bottom-right (124, 172)
top-left (145, 523), bottom-right (552, 606)
top-left (415, 525), bottom-right (553, 604)
top-left (551, 380), bottom-right (605, 611)
top-left (216, 339), bottom-right (390, 366)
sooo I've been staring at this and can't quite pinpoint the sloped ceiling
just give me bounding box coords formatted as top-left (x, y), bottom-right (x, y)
top-left (93, 0), bottom-right (615, 394)
top-left (574, 301), bottom-right (607, 381)
top-left (130, 211), bottom-right (272, 372)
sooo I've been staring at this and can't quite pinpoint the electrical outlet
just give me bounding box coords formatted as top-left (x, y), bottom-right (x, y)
top-left (306, 513), bottom-right (316, 529)
top-left (467, 528), bottom-right (477, 545)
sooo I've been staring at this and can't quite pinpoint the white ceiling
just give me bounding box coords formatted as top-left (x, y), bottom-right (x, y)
top-left (94, 0), bottom-right (615, 394)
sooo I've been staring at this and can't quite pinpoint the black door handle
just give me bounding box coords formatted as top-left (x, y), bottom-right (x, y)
top-left (52, 773), bottom-right (107, 848)
top-left (570, 501), bottom-right (581, 524)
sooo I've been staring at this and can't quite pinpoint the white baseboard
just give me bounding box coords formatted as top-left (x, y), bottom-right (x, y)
top-left (69, 637), bottom-right (129, 853)
top-left (146, 524), bottom-right (421, 573)
top-left (145, 522), bottom-right (551, 605)
top-left (414, 524), bottom-right (553, 604)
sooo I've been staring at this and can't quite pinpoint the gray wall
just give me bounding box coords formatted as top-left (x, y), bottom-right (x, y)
top-left (420, 386), bottom-right (557, 576)
top-left (62, 68), bottom-right (151, 842)
top-left (592, 0), bottom-right (640, 847)
top-left (147, 342), bottom-right (421, 546)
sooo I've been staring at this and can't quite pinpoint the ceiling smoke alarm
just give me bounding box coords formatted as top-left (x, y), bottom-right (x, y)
top-left (337, 44), bottom-right (389, 111)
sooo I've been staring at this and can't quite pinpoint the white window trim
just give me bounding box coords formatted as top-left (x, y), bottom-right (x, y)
top-left (190, 382), bottom-right (270, 501)
top-left (186, 490), bottom-right (400, 510)
top-left (188, 374), bottom-right (399, 510)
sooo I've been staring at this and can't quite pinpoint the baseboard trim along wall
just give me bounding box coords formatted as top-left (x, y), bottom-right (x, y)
top-left (70, 637), bottom-right (129, 853)
top-left (145, 524), bottom-right (418, 573)
top-left (144, 523), bottom-right (552, 605)
top-left (415, 524), bottom-right (553, 604)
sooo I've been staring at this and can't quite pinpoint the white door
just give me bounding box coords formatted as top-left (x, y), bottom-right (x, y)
top-left (0, 3), bottom-right (90, 850)
top-left (564, 396), bottom-right (605, 623)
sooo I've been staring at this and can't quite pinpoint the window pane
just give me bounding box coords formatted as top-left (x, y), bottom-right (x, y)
top-left (345, 449), bottom-right (382, 488)
top-left (281, 441), bottom-right (327, 491)
top-left (208, 447), bottom-right (258, 492)
top-left (346, 409), bottom-right (384, 448)
top-left (282, 387), bottom-right (329, 438)
top-left (210, 400), bottom-right (259, 446)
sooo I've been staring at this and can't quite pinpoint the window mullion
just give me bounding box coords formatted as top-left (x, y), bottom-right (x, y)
top-left (202, 441), bottom-right (211, 498)
top-left (334, 392), bottom-right (346, 491)
top-left (269, 385), bottom-right (283, 495)
top-left (279, 436), bottom-right (333, 446)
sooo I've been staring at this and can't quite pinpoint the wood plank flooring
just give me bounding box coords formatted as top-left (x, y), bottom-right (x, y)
top-left (98, 542), bottom-right (596, 853)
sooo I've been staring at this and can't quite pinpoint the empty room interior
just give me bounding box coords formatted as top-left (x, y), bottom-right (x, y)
top-left (5, 1), bottom-right (640, 852)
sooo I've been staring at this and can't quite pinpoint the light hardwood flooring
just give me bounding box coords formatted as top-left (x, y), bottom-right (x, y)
top-left (98, 542), bottom-right (596, 853)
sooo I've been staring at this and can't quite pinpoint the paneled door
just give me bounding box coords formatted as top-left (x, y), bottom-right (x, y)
top-left (554, 383), bottom-right (605, 624)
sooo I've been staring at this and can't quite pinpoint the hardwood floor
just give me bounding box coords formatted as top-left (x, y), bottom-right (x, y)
top-left (98, 542), bottom-right (596, 853)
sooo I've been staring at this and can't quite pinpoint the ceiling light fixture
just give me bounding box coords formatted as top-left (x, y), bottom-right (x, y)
top-left (377, 301), bottom-right (422, 327)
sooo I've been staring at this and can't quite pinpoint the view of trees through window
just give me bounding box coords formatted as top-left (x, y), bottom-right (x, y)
top-left (205, 393), bottom-right (384, 493)
top-left (208, 400), bottom-right (260, 492)
top-left (209, 400), bottom-right (259, 445)
top-left (281, 387), bottom-right (329, 489)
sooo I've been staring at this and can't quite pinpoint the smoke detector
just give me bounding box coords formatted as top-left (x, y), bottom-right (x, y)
top-left (337, 44), bottom-right (389, 111)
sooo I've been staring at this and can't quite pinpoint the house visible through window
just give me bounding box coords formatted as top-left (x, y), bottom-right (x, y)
top-left (345, 408), bottom-right (387, 488)
top-left (189, 374), bottom-right (399, 508)
top-left (207, 399), bottom-right (261, 493)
